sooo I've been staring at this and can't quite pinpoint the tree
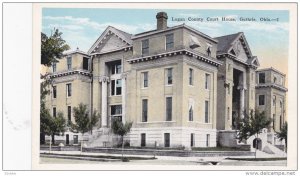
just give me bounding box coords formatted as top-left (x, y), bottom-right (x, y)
top-left (40, 74), bottom-right (52, 144)
top-left (41, 29), bottom-right (70, 66)
top-left (49, 112), bottom-right (67, 144)
top-left (238, 110), bottom-right (271, 158)
top-left (111, 119), bottom-right (133, 160)
top-left (71, 103), bottom-right (99, 152)
top-left (276, 122), bottom-right (287, 151)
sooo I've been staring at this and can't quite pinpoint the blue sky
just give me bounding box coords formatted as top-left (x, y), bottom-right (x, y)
top-left (42, 8), bottom-right (289, 74)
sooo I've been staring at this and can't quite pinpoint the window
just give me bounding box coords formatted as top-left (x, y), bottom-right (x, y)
top-left (143, 72), bottom-right (148, 88)
top-left (166, 97), bottom-right (172, 121)
top-left (205, 74), bottom-right (210, 90)
top-left (52, 62), bottom-right (56, 73)
top-left (111, 105), bottom-right (122, 122)
top-left (111, 79), bottom-right (122, 96)
top-left (141, 133), bottom-right (146, 147)
top-left (191, 133), bottom-right (195, 147)
top-left (142, 39), bottom-right (149, 55)
top-left (83, 57), bottom-right (89, 70)
top-left (189, 68), bottom-right (193, 85)
top-left (166, 33), bottom-right (174, 50)
top-left (280, 100), bottom-right (283, 108)
top-left (73, 135), bottom-right (78, 144)
top-left (142, 99), bottom-right (148, 122)
top-left (53, 86), bottom-right (57, 98)
top-left (259, 95), bottom-right (265, 105)
top-left (259, 73), bottom-right (265, 84)
top-left (53, 107), bottom-right (56, 117)
top-left (67, 56), bottom-right (72, 70)
top-left (167, 68), bottom-right (173, 85)
top-left (66, 83), bottom-right (72, 97)
top-left (67, 106), bottom-right (71, 123)
top-left (111, 62), bottom-right (122, 75)
top-left (273, 96), bottom-right (276, 106)
top-left (189, 106), bottom-right (193, 121)
top-left (205, 101), bottom-right (209, 123)
top-left (206, 134), bottom-right (210, 147)
top-left (206, 47), bottom-right (211, 56)
top-left (273, 76), bottom-right (277, 83)
top-left (164, 133), bottom-right (170, 147)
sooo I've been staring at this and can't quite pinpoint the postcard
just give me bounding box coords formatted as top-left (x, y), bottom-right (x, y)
top-left (32, 2), bottom-right (298, 171)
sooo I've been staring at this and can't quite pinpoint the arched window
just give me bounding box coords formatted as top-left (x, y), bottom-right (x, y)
top-left (189, 106), bottom-right (193, 121)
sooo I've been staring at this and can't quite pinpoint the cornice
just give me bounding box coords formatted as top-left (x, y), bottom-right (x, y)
top-left (256, 83), bottom-right (288, 92)
top-left (127, 49), bottom-right (222, 67)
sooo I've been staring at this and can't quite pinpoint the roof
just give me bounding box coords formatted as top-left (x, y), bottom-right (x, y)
top-left (256, 67), bottom-right (286, 76)
top-left (214, 32), bottom-right (243, 54)
top-left (132, 24), bottom-right (218, 43)
top-left (63, 48), bottom-right (90, 57)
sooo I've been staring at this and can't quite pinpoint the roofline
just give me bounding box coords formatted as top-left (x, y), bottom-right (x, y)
top-left (132, 24), bottom-right (218, 43)
top-left (256, 83), bottom-right (288, 92)
top-left (88, 26), bottom-right (132, 55)
top-left (63, 50), bottom-right (90, 57)
top-left (127, 48), bottom-right (222, 67)
top-left (256, 67), bottom-right (286, 76)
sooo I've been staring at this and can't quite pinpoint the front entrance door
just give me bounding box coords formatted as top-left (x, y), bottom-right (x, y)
top-left (66, 134), bottom-right (69, 145)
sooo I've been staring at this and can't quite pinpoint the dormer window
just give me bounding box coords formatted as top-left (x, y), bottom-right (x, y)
top-left (83, 57), bottom-right (89, 70)
top-left (166, 33), bottom-right (174, 50)
top-left (142, 39), bottom-right (149, 56)
top-left (67, 56), bottom-right (72, 70)
top-left (259, 73), bottom-right (265, 84)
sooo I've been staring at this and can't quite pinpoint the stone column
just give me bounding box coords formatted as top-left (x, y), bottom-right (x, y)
top-left (238, 73), bottom-right (246, 119)
top-left (121, 73), bottom-right (127, 124)
top-left (99, 76), bottom-right (109, 127)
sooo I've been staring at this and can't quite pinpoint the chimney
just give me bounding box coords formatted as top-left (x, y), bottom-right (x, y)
top-left (156, 12), bottom-right (168, 30)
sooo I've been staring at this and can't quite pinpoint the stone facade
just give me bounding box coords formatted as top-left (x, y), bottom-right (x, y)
top-left (255, 68), bottom-right (287, 132)
top-left (44, 12), bottom-right (287, 150)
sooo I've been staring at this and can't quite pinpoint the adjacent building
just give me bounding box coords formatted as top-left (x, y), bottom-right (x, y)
top-left (43, 12), bottom-right (287, 149)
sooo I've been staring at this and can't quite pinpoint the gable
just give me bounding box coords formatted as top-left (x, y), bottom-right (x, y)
top-left (93, 34), bottom-right (128, 53)
top-left (88, 26), bottom-right (132, 54)
top-left (232, 40), bottom-right (249, 62)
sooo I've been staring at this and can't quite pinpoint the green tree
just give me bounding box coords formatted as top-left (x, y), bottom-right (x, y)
top-left (40, 74), bottom-right (52, 144)
top-left (276, 122), bottom-right (287, 151)
top-left (71, 103), bottom-right (99, 152)
top-left (49, 112), bottom-right (67, 144)
top-left (41, 29), bottom-right (70, 66)
top-left (111, 119), bottom-right (133, 160)
top-left (238, 110), bottom-right (271, 158)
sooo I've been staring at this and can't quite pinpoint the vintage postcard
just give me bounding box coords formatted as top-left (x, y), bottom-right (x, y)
top-left (32, 2), bottom-right (298, 171)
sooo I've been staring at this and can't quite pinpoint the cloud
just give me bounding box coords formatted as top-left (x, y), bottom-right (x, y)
top-left (43, 15), bottom-right (154, 34)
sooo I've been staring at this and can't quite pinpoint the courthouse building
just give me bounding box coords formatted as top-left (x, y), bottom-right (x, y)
top-left (44, 12), bottom-right (286, 149)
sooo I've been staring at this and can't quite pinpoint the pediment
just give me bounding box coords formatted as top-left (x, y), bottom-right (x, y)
top-left (88, 26), bottom-right (132, 54)
top-left (93, 34), bottom-right (128, 53)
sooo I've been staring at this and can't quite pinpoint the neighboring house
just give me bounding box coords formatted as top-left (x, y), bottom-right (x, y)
top-left (44, 12), bottom-right (287, 150)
